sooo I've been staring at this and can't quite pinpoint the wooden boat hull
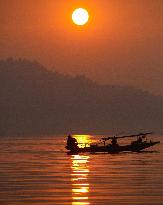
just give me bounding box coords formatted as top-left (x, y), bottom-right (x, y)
top-left (67, 141), bottom-right (160, 154)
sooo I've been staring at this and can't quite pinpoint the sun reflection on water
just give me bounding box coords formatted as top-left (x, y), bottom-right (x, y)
top-left (71, 154), bottom-right (90, 205)
top-left (73, 135), bottom-right (93, 148)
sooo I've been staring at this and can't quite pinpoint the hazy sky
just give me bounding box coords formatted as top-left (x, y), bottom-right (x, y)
top-left (0, 0), bottom-right (163, 95)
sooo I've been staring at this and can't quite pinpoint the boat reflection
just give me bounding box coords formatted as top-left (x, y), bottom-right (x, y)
top-left (71, 154), bottom-right (90, 205)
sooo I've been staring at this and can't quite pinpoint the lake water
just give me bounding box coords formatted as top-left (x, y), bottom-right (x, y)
top-left (0, 135), bottom-right (163, 205)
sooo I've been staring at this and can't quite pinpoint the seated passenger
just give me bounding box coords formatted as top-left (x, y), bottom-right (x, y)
top-left (66, 135), bottom-right (78, 150)
top-left (132, 136), bottom-right (143, 145)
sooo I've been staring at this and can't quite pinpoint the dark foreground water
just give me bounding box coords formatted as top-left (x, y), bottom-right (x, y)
top-left (0, 135), bottom-right (163, 205)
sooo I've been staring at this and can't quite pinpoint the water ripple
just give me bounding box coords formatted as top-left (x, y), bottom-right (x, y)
top-left (0, 136), bottom-right (162, 205)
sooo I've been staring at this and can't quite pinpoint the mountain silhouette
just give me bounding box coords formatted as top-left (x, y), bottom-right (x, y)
top-left (0, 58), bottom-right (163, 136)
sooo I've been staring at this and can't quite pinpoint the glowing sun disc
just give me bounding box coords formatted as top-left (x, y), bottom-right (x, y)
top-left (72, 8), bottom-right (89, 26)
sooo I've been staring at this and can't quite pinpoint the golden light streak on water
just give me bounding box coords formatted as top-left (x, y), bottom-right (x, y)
top-left (0, 136), bottom-right (162, 205)
top-left (71, 154), bottom-right (90, 205)
top-left (73, 135), bottom-right (92, 148)
top-left (72, 202), bottom-right (90, 205)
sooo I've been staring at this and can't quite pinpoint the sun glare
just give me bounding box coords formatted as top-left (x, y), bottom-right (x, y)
top-left (72, 8), bottom-right (89, 26)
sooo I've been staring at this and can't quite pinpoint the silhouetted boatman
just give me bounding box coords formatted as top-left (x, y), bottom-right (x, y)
top-left (111, 136), bottom-right (118, 146)
top-left (109, 136), bottom-right (119, 152)
top-left (137, 136), bottom-right (143, 143)
top-left (66, 135), bottom-right (78, 150)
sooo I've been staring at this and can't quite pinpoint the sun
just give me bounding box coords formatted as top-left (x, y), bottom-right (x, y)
top-left (72, 8), bottom-right (89, 26)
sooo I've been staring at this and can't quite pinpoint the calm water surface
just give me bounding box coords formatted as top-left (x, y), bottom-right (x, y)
top-left (0, 135), bottom-right (163, 205)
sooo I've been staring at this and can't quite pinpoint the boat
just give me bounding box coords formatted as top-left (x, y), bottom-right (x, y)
top-left (65, 132), bottom-right (160, 154)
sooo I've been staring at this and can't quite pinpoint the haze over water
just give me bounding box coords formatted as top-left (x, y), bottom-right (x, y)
top-left (0, 135), bottom-right (163, 205)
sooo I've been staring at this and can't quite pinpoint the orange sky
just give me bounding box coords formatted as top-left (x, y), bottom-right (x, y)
top-left (0, 0), bottom-right (163, 95)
